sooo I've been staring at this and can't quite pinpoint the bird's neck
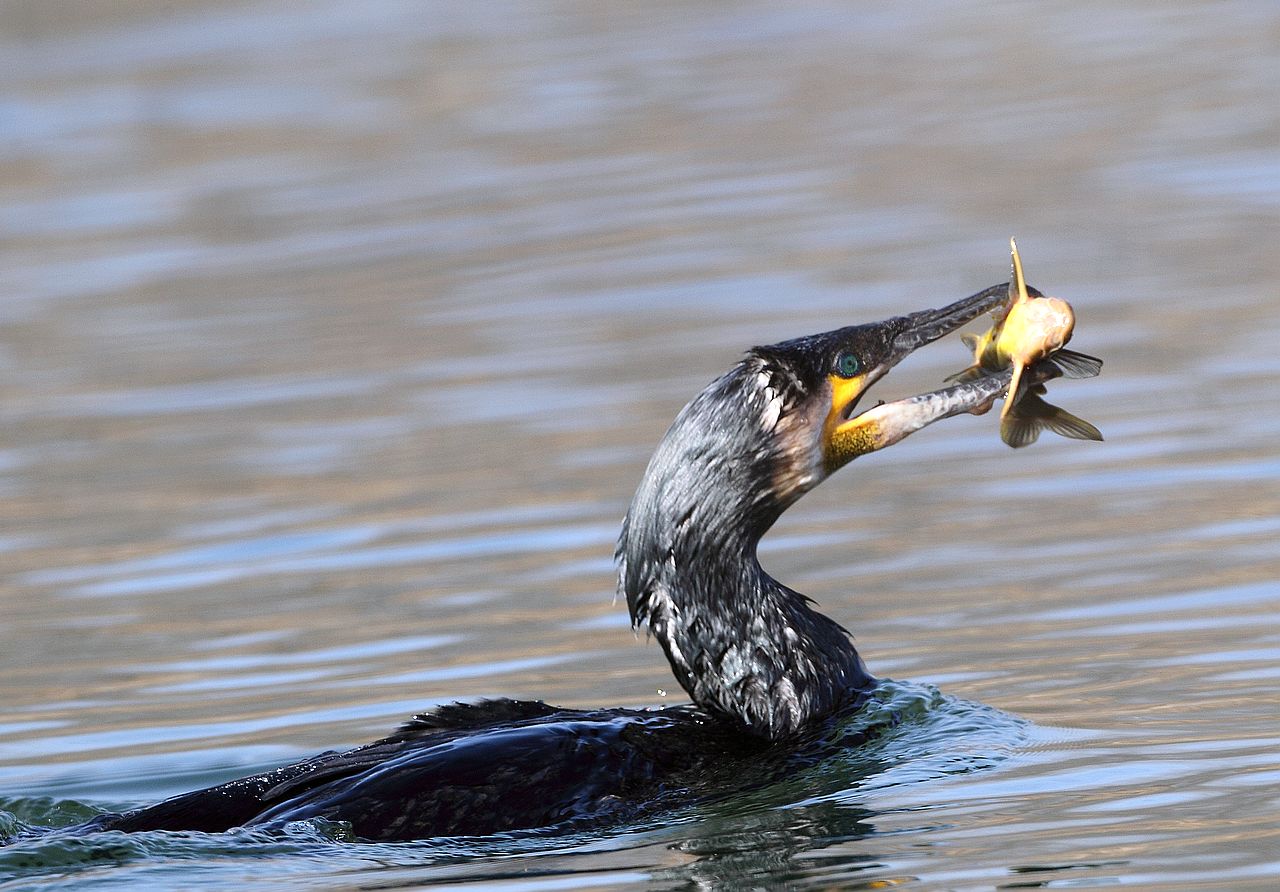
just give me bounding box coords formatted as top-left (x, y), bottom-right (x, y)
top-left (619, 364), bottom-right (872, 740)
top-left (650, 544), bottom-right (871, 739)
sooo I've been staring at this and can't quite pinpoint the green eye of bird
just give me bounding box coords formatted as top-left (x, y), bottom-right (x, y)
top-left (835, 351), bottom-right (860, 377)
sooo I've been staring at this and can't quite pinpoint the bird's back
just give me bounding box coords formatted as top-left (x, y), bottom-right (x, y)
top-left (76, 700), bottom-right (753, 840)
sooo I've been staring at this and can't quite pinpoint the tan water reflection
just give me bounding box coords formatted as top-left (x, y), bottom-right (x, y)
top-left (2, 0), bottom-right (1278, 886)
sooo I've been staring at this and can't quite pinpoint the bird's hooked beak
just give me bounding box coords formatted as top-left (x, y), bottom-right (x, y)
top-left (888, 284), bottom-right (1013, 357)
top-left (824, 284), bottom-right (1012, 471)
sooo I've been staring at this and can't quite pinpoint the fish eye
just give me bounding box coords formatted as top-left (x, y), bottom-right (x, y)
top-left (834, 351), bottom-right (861, 378)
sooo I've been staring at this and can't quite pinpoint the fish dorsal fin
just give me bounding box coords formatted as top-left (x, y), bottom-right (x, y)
top-left (1009, 236), bottom-right (1030, 305)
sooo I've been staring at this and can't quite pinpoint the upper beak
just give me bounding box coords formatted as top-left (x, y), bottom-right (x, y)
top-left (888, 283), bottom-right (1010, 362)
top-left (849, 283), bottom-right (1011, 396)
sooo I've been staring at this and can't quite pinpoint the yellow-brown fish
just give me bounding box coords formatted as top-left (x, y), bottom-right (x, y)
top-left (948, 238), bottom-right (1103, 448)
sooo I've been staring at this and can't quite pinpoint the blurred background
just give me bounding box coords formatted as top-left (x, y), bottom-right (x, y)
top-left (1, 1), bottom-right (1278, 888)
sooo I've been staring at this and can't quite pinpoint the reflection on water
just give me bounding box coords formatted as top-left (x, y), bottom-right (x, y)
top-left (2, 0), bottom-right (1279, 887)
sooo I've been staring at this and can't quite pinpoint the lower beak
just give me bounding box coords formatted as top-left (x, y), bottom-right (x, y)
top-left (847, 369), bottom-right (1013, 454)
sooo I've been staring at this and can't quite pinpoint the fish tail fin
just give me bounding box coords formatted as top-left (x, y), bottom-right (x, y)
top-left (1040, 402), bottom-right (1104, 442)
top-left (1001, 392), bottom-right (1103, 448)
top-left (1000, 409), bottom-right (1043, 448)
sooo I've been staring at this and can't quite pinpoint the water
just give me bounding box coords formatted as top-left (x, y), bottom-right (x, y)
top-left (1, 0), bottom-right (1277, 887)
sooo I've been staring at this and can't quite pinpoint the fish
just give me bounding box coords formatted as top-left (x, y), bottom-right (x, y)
top-left (948, 238), bottom-right (1103, 448)
top-left (999, 371), bottom-right (1103, 449)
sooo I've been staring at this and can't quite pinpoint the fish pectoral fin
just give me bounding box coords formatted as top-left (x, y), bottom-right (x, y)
top-left (1048, 348), bottom-right (1103, 379)
top-left (960, 333), bottom-right (980, 351)
top-left (944, 364), bottom-right (983, 383)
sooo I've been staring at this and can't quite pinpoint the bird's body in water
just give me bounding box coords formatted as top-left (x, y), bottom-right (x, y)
top-left (66, 284), bottom-right (1030, 842)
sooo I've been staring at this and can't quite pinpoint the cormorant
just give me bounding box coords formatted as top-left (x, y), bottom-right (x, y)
top-left (72, 284), bottom-right (1017, 841)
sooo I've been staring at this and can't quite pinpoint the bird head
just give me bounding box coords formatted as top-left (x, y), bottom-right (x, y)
top-left (747, 284), bottom-right (1009, 506)
top-left (619, 284), bottom-right (1010, 625)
